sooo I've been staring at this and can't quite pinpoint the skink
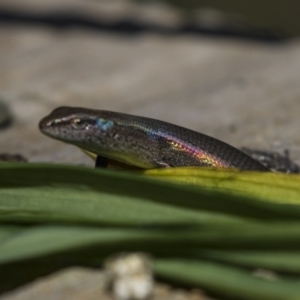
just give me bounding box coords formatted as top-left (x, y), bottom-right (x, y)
top-left (39, 106), bottom-right (269, 171)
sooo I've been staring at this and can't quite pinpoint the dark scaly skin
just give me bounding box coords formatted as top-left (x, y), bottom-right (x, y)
top-left (39, 106), bottom-right (269, 171)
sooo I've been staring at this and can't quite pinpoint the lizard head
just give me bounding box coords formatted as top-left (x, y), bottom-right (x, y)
top-left (39, 106), bottom-right (117, 152)
top-left (39, 106), bottom-right (163, 168)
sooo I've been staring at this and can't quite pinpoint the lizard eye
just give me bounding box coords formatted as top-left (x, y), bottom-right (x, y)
top-left (71, 118), bottom-right (87, 130)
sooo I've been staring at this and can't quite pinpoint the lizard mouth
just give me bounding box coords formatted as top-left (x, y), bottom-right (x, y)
top-left (39, 116), bottom-right (52, 133)
top-left (39, 116), bottom-right (59, 135)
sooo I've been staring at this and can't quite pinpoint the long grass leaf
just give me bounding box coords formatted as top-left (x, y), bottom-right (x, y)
top-left (1, 163), bottom-right (300, 223)
top-left (144, 168), bottom-right (300, 205)
top-left (195, 250), bottom-right (300, 274)
top-left (3, 223), bottom-right (300, 264)
top-left (154, 259), bottom-right (300, 300)
top-left (0, 163), bottom-right (246, 226)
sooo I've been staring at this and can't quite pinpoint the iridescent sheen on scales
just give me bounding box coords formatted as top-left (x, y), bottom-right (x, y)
top-left (39, 106), bottom-right (268, 171)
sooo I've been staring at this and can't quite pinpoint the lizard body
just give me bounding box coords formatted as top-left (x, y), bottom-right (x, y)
top-left (39, 106), bottom-right (268, 171)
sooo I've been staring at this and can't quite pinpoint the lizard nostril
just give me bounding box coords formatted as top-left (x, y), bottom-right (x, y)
top-left (39, 117), bottom-right (52, 131)
top-left (38, 118), bottom-right (45, 130)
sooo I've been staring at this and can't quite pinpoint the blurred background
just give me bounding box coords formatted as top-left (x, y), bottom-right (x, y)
top-left (1, 1), bottom-right (300, 299)
top-left (0, 0), bottom-right (300, 166)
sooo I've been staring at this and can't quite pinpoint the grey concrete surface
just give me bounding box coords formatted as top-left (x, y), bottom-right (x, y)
top-left (0, 267), bottom-right (213, 300)
top-left (0, 1), bottom-right (300, 299)
top-left (1, 1), bottom-right (300, 167)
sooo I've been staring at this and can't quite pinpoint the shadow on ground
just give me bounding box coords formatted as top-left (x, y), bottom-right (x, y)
top-left (0, 9), bottom-right (285, 42)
